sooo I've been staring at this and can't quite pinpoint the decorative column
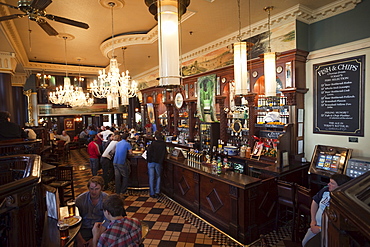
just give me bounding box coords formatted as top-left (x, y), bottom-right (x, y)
top-left (216, 96), bottom-right (227, 142)
top-left (244, 93), bottom-right (257, 147)
top-left (188, 101), bottom-right (196, 141)
top-left (23, 89), bottom-right (35, 126)
top-left (166, 103), bottom-right (174, 134)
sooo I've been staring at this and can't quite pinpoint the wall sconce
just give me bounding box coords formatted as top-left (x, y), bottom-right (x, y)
top-left (263, 6), bottom-right (276, 97)
top-left (234, 0), bottom-right (249, 95)
top-left (145, 0), bottom-right (190, 87)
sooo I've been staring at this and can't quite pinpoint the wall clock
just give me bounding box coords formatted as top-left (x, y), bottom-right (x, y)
top-left (175, 92), bottom-right (184, 109)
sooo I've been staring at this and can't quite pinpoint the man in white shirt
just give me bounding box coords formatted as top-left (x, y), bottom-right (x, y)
top-left (99, 127), bottom-right (114, 150)
top-left (55, 130), bottom-right (71, 145)
top-left (100, 134), bottom-right (121, 190)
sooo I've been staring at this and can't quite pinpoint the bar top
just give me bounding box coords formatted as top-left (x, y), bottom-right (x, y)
top-left (166, 156), bottom-right (261, 189)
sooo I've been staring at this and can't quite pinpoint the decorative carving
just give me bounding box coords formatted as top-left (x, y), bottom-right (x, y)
top-left (280, 88), bottom-right (308, 105)
top-left (20, 192), bottom-right (32, 203)
top-left (229, 185), bottom-right (238, 198)
top-left (206, 188), bottom-right (223, 213)
top-left (328, 208), bottom-right (338, 222)
top-left (178, 176), bottom-right (190, 196)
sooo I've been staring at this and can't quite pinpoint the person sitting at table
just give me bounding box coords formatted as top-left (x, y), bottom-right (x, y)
top-left (302, 173), bottom-right (351, 246)
top-left (79, 128), bottom-right (89, 145)
top-left (0, 111), bottom-right (27, 141)
top-left (24, 127), bottom-right (37, 140)
top-left (75, 176), bottom-right (109, 247)
top-left (92, 194), bottom-right (142, 247)
top-left (55, 130), bottom-right (71, 145)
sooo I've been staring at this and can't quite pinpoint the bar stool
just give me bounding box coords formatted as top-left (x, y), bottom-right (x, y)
top-left (275, 180), bottom-right (296, 235)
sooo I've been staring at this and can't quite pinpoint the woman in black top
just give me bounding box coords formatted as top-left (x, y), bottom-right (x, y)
top-left (147, 131), bottom-right (167, 198)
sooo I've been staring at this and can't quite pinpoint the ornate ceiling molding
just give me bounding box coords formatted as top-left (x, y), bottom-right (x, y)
top-left (100, 26), bottom-right (158, 58)
top-left (136, 0), bottom-right (361, 80)
top-left (0, 51), bottom-right (16, 74)
top-left (24, 62), bottom-right (101, 76)
top-left (183, 0), bottom-right (361, 61)
top-left (100, 10), bottom-right (196, 58)
top-left (0, 1), bottom-right (29, 68)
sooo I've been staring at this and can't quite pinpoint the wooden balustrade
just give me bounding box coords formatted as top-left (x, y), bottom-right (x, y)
top-left (0, 154), bottom-right (43, 247)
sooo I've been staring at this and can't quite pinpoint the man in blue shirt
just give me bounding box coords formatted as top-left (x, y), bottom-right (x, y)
top-left (113, 132), bottom-right (132, 196)
top-left (75, 176), bottom-right (109, 247)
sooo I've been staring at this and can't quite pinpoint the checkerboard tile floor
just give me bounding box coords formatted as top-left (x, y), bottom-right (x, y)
top-left (66, 149), bottom-right (291, 247)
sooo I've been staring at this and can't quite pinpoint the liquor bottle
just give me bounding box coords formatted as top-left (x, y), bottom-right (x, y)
top-left (211, 157), bottom-right (217, 174)
top-left (217, 161), bottom-right (222, 174)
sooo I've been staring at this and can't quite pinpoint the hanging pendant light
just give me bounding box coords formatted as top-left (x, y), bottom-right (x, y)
top-left (234, 0), bottom-right (248, 95)
top-left (263, 6), bottom-right (276, 97)
top-left (49, 36), bottom-right (74, 105)
top-left (90, 1), bottom-right (138, 109)
top-left (68, 59), bottom-right (94, 108)
top-left (145, 0), bottom-right (190, 87)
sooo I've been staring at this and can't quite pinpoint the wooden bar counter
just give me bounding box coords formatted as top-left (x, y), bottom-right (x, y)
top-left (128, 151), bottom-right (149, 188)
top-left (162, 155), bottom-right (309, 244)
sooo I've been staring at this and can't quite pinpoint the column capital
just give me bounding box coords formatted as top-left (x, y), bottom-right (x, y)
top-left (0, 51), bottom-right (17, 74)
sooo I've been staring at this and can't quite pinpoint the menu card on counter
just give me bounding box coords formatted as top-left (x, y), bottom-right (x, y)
top-left (313, 55), bottom-right (365, 136)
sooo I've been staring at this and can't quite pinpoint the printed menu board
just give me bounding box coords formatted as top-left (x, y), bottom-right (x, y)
top-left (313, 55), bottom-right (365, 136)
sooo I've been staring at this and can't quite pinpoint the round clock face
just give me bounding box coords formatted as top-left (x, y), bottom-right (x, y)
top-left (175, 93), bottom-right (184, 109)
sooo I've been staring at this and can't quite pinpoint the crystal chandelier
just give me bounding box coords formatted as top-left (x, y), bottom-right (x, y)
top-left (49, 39), bottom-right (94, 107)
top-left (68, 60), bottom-right (94, 108)
top-left (90, 2), bottom-right (138, 109)
top-left (49, 36), bottom-right (74, 105)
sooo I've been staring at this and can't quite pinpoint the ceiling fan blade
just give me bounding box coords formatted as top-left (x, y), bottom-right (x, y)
top-left (45, 14), bottom-right (89, 29)
top-left (0, 14), bottom-right (26, 22)
top-left (0, 2), bottom-right (20, 10)
top-left (36, 18), bottom-right (58, 36)
top-left (30, 0), bottom-right (52, 10)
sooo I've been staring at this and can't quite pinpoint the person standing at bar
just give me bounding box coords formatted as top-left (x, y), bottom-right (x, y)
top-left (147, 131), bottom-right (167, 198)
top-left (113, 132), bottom-right (132, 196)
top-left (101, 134), bottom-right (121, 190)
top-left (88, 135), bottom-right (101, 176)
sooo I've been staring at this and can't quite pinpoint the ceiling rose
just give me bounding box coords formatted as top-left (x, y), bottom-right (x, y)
top-left (99, 0), bottom-right (124, 9)
top-left (56, 33), bottom-right (75, 41)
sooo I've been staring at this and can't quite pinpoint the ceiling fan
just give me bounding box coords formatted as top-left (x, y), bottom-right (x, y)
top-left (0, 0), bottom-right (89, 36)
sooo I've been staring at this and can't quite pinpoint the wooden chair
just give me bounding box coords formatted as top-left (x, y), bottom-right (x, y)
top-left (294, 184), bottom-right (312, 242)
top-left (53, 140), bottom-right (68, 162)
top-left (275, 180), bottom-right (296, 235)
top-left (49, 165), bottom-right (74, 206)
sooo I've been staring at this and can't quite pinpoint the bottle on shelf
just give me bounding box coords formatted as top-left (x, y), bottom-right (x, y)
top-left (217, 157), bottom-right (222, 174)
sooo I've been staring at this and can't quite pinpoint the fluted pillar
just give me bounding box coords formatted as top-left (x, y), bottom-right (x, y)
top-left (216, 96), bottom-right (227, 142)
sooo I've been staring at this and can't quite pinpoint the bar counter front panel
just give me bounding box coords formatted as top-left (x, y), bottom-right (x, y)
top-left (127, 144), bottom-right (309, 244)
top-left (163, 156), bottom-right (282, 244)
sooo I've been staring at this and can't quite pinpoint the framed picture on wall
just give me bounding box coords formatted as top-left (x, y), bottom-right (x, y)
top-left (147, 103), bottom-right (155, 124)
top-left (64, 118), bottom-right (74, 131)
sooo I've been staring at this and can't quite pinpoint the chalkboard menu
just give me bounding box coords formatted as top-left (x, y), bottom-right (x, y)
top-left (314, 55), bottom-right (365, 136)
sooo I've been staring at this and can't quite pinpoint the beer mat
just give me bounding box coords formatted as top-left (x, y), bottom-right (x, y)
top-left (60, 216), bottom-right (81, 227)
